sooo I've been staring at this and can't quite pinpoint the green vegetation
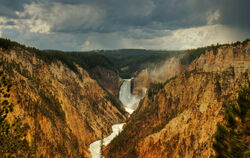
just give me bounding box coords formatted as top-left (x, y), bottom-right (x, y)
top-left (242, 38), bottom-right (250, 46)
top-left (108, 101), bottom-right (156, 157)
top-left (148, 82), bottom-right (164, 100)
top-left (0, 38), bottom-right (80, 74)
top-left (0, 38), bottom-right (116, 75)
top-left (163, 76), bottom-right (177, 85)
top-left (108, 126), bottom-right (138, 158)
top-left (148, 76), bottom-right (177, 100)
top-left (0, 70), bottom-right (30, 157)
top-left (180, 47), bottom-right (208, 65)
top-left (179, 44), bottom-right (224, 66)
top-left (69, 49), bottom-right (184, 78)
top-left (97, 49), bottom-right (183, 78)
top-left (104, 91), bottom-right (127, 115)
top-left (37, 90), bottom-right (65, 123)
top-left (68, 52), bottom-right (117, 73)
top-left (212, 83), bottom-right (250, 158)
top-left (180, 39), bottom-right (250, 66)
top-left (0, 38), bottom-right (27, 50)
top-left (108, 78), bottom-right (185, 157)
top-left (1, 38), bottom-right (249, 79)
top-left (184, 69), bottom-right (197, 78)
top-left (36, 50), bottom-right (79, 73)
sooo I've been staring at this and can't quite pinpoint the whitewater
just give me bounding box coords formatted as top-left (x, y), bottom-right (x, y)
top-left (89, 79), bottom-right (142, 158)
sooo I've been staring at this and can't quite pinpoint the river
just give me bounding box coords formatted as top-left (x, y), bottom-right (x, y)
top-left (88, 79), bottom-right (142, 158)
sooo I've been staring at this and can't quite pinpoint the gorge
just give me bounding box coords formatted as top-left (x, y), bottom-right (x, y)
top-left (0, 1), bottom-right (249, 157)
top-left (0, 38), bottom-right (249, 158)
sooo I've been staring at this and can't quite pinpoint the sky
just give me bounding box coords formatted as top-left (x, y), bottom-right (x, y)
top-left (0, 0), bottom-right (249, 51)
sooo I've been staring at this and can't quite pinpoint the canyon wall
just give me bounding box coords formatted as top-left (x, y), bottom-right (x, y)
top-left (105, 41), bottom-right (250, 157)
top-left (0, 46), bottom-right (127, 157)
top-left (90, 66), bottom-right (123, 97)
top-left (132, 57), bottom-right (182, 96)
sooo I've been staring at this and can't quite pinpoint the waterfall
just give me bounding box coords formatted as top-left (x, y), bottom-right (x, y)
top-left (119, 79), bottom-right (141, 114)
top-left (89, 79), bottom-right (143, 158)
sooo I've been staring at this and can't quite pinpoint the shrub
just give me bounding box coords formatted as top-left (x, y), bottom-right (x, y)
top-left (148, 82), bottom-right (164, 100)
top-left (38, 90), bottom-right (65, 122)
top-left (0, 70), bottom-right (31, 157)
top-left (104, 91), bottom-right (126, 115)
top-left (212, 83), bottom-right (250, 158)
top-left (184, 69), bottom-right (197, 78)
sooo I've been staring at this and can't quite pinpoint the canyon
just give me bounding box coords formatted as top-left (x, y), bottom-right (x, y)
top-left (0, 39), bottom-right (249, 158)
top-left (105, 40), bottom-right (250, 157)
top-left (1, 1), bottom-right (249, 157)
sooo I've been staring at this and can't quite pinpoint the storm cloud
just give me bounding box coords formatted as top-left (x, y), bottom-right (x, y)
top-left (0, 0), bottom-right (249, 50)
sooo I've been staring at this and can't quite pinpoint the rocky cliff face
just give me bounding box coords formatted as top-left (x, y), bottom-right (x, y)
top-left (90, 66), bottom-right (123, 97)
top-left (105, 41), bottom-right (250, 158)
top-left (189, 43), bottom-right (250, 74)
top-left (0, 46), bottom-right (127, 157)
top-left (132, 69), bottom-right (149, 97)
top-left (132, 57), bottom-right (182, 96)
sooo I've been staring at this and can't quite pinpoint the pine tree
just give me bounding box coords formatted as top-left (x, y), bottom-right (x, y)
top-left (213, 83), bottom-right (250, 158)
top-left (0, 70), bottom-right (30, 157)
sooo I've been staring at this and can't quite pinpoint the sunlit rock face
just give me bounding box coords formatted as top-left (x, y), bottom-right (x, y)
top-left (105, 42), bottom-right (250, 158)
top-left (0, 47), bottom-right (127, 157)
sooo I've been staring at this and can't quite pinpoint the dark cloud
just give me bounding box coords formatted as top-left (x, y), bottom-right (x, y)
top-left (217, 0), bottom-right (250, 28)
top-left (0, 0), bottom-right (249, 50)
top-left (0, 0), bottom-right (32, 17)
top-left (0, 5), bottom-right (19, 18)
top-left (1, 0), bottom-right (250, 32)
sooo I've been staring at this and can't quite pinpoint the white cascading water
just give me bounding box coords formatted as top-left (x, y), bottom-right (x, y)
top-left (89, 79), bottom-right (142, 158)
top-left (119, 79), bottom-right (141, 114)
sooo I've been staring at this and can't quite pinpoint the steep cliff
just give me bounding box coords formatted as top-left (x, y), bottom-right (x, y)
top-left (0, 43), bottom-right (128, 157)
top-left (90, 66), bottom-right (123, 97)
top-left (131, 43), bottom-right (241, 97)
top-left (131, 57), bottom-right (182, 96)
top-left (67, 51), bottom-right (123, 97)
top-left (105, 40), bottom-right (250, 157)
top-left (131, 69), bottom-right (149, 97)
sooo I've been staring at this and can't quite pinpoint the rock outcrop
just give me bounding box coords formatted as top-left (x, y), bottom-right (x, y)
top-left (132, 57), bottom-right (182, 96)
top-left (90, 66), bottom-right (123, 97)
top-left (0, 46), bottom-right (127, 157)
top-left (132, 69), bottom-right (149, 97)
top-left (105, 41), bottom-right (250, 158)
